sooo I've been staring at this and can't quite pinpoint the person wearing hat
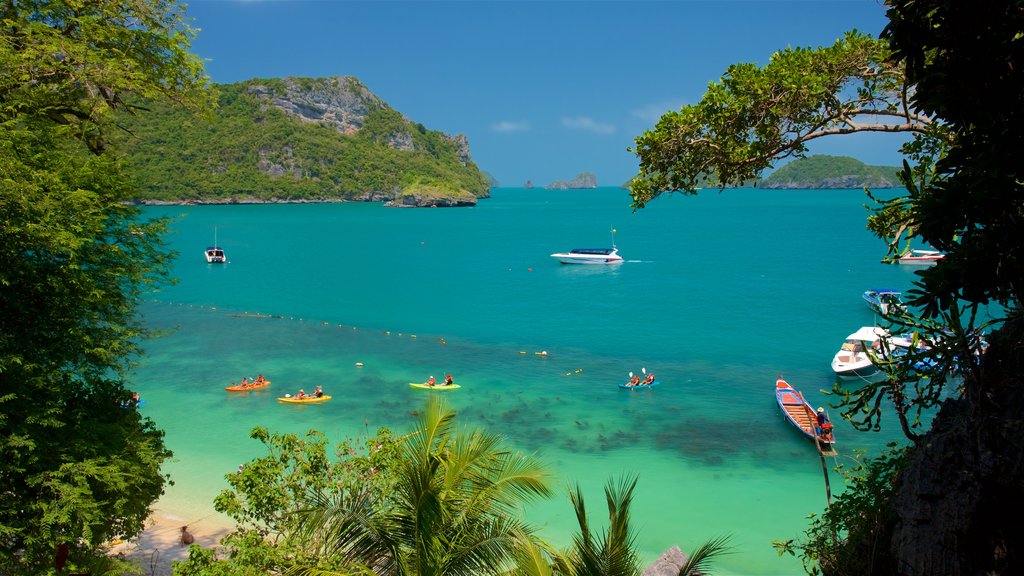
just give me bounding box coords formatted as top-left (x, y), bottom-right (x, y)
top-left (815, 407), bottom-right (829, 434)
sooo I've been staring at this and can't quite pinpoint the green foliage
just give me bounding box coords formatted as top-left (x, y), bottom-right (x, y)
top-left (882, 0), bottom-right (1024, 312)
top-left (0, 0), bottom-right (208, 573)
top-left (297, 396), bottom-right (553, 575)
top-left (115, 78), bottom-right (490, 203)
top-left (563, 475), bottom-right (642, 576)
top-left (774, 445), bottom-right (908, 576)
top-left (175, 426), bottom-right (402, 575)
top-left (628, 31), bottom-right (921, 207)
top-left (760, 155), bottom-right (900, 188)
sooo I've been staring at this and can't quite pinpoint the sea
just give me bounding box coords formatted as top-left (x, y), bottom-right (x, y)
top-left (132, 186), bottom-right (922, 575)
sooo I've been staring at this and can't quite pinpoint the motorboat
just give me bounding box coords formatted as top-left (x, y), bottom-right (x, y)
top-left (831, 326), bottom-right (890, 379)
top-left (897, 249), bottom-right (944, 265)
top-left (205, 226), bottom-right (226, 263)
top-left (863, 289), bottom-right (905, 315)
top-left (550, 247), bottom-right (623, 264)
top-left (205, 246), bottom-right (226, 263)
top-left (551, 227), bottom-right (624, 264)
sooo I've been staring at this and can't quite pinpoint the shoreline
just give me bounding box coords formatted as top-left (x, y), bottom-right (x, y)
top-left (111, 501), bottom-right (234, 576)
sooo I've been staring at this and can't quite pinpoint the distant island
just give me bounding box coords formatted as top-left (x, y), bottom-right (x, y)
top-left (117, 76), bottom-right (488, 207)
top-left (545, 173), bottom-right (597, 189)
top-left (758, 155), bottom-right (901, 189)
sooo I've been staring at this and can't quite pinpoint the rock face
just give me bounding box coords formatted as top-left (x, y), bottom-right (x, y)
top-left (249, 76), bottom-right (385, 136)
top-left (759, 175), bottom-right (899, 189)
top-left (545, 172), bottom-right (597, 189)
top-left (643, 546), bottom-right (698, 576)
top-left (384, 194), bottom-right (477, 208)
top-left (884, 317), bottom-right (1024, 575)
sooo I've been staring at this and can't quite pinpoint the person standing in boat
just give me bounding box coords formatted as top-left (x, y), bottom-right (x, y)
top-left (816, 407), bottom-right (829, 434)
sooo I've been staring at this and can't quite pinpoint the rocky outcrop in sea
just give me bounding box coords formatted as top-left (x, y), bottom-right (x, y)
top-left (545, 172), bottom-right (597, 189)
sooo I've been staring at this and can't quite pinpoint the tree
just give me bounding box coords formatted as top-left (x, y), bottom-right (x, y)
top-left (174, 426), bottom-right (403, 576)
top-left (0, 0), bottom-right (209, 573)
top-left (627, 1), bottom-right (1023, 573)
top-left (235, 396), bottom-right (552, 576)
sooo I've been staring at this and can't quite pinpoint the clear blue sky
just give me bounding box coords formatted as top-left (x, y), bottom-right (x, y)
top-left (185, 0), bottom-right (901, 187)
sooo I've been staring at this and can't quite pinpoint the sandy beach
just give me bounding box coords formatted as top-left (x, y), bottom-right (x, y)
top-left (110, 505), bottom-right (233, 576)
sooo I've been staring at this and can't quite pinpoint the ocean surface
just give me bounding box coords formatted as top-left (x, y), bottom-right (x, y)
top-left (133, 187), bottom-right (923, 575)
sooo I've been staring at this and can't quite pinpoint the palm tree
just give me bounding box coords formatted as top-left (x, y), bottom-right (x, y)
top-left (557, 476), bottom-right (733, 576)
top-left (291, 396), bottom-right (553, 576)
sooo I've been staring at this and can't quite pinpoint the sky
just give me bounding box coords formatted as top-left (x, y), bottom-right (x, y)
top-left (184, 0), bottom-right (902, 188)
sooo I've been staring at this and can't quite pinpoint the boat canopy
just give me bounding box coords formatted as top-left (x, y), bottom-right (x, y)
top-left (847, 326), bottom-right (890, 341)
top-left (568, 248), bottom-right (615, 255)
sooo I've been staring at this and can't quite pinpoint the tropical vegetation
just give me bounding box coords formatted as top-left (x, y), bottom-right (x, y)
top-left (174, 398), bottom-right (731, 576)
top-left (115, 78), bottom-right (489, 204)
top-left (758, 155), bottom-right (900, 189)
top-left (629, 1), bottom-right (1021, 573)
top-left (0, 0), bottom-right (210, 573)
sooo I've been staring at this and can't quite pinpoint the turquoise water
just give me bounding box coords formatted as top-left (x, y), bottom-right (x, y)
top-left (134, 188), bottom-right (920, 575)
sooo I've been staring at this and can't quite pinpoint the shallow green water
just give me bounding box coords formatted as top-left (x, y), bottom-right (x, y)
top-left (134, 187), bottom-right (921, 574)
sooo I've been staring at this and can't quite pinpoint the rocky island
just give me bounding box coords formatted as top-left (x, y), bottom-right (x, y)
top-left (545, 172), bottom-right (598, 189)
top-left (758, 155), bottom-right (900, 189)
top-left (118, 76), bottom-right (489, 207)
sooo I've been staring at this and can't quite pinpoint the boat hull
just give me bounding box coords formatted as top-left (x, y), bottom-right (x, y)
top-left (619, 380), bottom-right (659, 389)
top-left (775, 379), bottom-right (835, 449)
top-left (226, 380), bottom-right (271, 392)
top-left (277, 395), bottom-right (331, 403)
top-left (409, 382), bottom-right (461, 390)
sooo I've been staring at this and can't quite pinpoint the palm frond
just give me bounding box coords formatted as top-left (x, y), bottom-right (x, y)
top-left (677, 534), bottom-right (734, 576)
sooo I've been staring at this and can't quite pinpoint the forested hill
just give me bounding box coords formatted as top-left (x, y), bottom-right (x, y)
top-left (117, 77), bottom-right (489, 206)
top-left (759, 155), bottom-right (901, 189)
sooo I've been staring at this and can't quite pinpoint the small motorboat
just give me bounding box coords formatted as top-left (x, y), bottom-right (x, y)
top-left (550, 247), bottom-right (623, 264)
top-left (831, 326), bottom-right (890, 379)
top-left (205, 226), bottom-right (226, 263)
top-left (551, 228), bottom-right (624, 264)
top-left (863, 289), bottom-right (905, 315)
top-left (205, 246), bottom-right (226, 263)
top-left (278, 394), bottom-right (331, 403)
top-left (897, 249), bottom-right (944, 265)
top-left (775, 377), bottom-right (835, 453)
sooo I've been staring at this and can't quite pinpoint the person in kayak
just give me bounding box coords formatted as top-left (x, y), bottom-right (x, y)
top-left (443, 374), bottom-right (454, 386)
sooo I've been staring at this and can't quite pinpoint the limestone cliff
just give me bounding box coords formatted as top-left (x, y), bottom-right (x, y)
top-left (545, 172), bottom-right (598, 189)
top-left (118, 76), bottom-right (489, 206)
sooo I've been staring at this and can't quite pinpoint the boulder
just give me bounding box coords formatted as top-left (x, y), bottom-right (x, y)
top-left (643, 545), bottom-right (698, 576)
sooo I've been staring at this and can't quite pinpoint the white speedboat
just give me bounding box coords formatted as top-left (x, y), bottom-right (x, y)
top-left (205, 227), bottom-right (226, 263)
top-left (550, 247), bottom-right (623, 264)
top-left (897, 249), bottom-right (944, 265)
top-left (831, 326), bottom-right (890, 379)
top-left (863, 289), bottom-right (905, 315)
top-left (205, 246), bottom-right (226, 263)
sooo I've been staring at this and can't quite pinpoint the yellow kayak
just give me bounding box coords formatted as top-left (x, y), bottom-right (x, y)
top-left (409, 383), bottom-right (461, 391)
top-left (277, 395), bottom-right (332, 403)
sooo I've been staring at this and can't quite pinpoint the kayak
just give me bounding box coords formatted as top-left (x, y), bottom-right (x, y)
top-left (619, 380), bottom-right (660, 389)
top-left (226, 380), bottom-right (271, 392)
top-left (277, 394), bottom-right (332, 403)
top-left (409, 382), bottom-right (461, 391)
